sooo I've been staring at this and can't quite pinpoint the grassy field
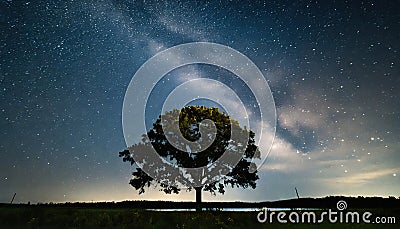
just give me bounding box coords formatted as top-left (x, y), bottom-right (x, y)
top-left (0, 206), bottom-right (398, 228)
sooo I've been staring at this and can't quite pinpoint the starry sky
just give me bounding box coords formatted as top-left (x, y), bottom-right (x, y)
top-left (1, 0), bottom-right (399, 203)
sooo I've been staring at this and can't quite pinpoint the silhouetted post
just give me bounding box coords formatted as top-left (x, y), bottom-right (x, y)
top-left (295, 187), bottom-right (300, 199)
top-left (10, 193), bottom-right (16, 204)
top-left (195, 186), bottom-right (202, 212)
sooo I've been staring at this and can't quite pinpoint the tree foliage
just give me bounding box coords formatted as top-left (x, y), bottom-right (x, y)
top-left (119, 106), bottom-right (260, 196)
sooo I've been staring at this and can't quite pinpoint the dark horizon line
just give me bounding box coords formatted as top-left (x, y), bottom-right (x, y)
top-left (2, 196), bottom-right (399, 209)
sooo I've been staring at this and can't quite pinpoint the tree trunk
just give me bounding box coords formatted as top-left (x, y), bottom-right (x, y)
top-left (195, 186), bottom-right (203, 212)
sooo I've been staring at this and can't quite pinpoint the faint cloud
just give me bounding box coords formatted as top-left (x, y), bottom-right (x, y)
top-left (321, 168), bottom-right (399, 185)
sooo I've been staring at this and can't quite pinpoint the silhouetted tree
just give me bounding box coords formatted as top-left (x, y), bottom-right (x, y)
top-left (119, 106), bottom-right (260, 211)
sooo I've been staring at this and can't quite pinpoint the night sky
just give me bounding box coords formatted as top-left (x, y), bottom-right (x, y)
top-left (1, 0), bottom-right (399, 203)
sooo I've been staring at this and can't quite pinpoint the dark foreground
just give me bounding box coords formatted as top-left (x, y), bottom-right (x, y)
top-left (0, 205), bottom-right (399, 229)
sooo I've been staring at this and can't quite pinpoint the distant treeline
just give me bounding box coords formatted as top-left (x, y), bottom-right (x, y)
top-left (1, 196), bottom-right (399, 209)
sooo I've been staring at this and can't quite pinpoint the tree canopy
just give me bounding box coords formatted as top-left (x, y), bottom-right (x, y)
top-left (119, 106), bottom-right (260, 200)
